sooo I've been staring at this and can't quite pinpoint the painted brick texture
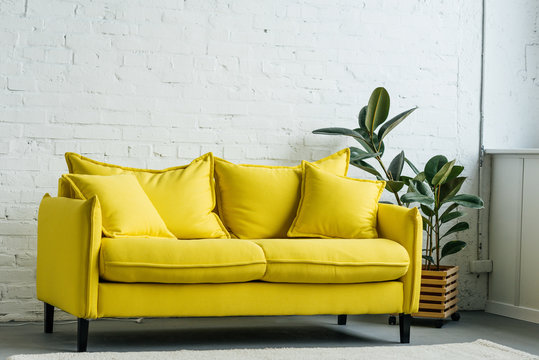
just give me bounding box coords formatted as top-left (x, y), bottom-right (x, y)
top-left (0, 0), bottom-right (483, 321)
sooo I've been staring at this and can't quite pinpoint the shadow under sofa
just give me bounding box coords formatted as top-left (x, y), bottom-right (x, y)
top-left (36, 195), bottom-right (422, 352)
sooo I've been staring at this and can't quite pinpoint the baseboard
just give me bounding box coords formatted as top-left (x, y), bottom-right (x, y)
top-left (485, 300), bottom-right (539, 324)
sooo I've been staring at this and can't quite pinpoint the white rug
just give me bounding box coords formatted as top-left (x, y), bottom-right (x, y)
top-left (8, 340), bottom-right (538, 360)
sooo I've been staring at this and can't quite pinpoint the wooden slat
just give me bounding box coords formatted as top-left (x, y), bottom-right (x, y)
top-left (420, 290), bottom-right (458, 302)
top-left (421, 278), bottom-right (450, 286)
top-left (443, 305), bottom-right (458, 317)
top-left (443, 297), bottom-right (458, 310)
top-left (419, 297), bottom-right (459, 311)
top-left (420, 281), bottom-right (458, 294)
top-left (419, 302), bottom-right (446, 310)
top-left (413, 305), bottom-right (458, 319)
top-left (421, 266), bottom-right (459, 277)
top-left (421, 273), bottom-right (458, 282)
top-left (414, 311), bottom-right (443, 318)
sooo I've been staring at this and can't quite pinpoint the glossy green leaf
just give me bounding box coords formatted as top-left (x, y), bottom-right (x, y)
top-left (440, 203), bottom-right (459, 219)
top-left (445, 194), bottom-right (484, 209)
top-left (365, 87), bottom-right (390, 135)
top-left (313, 127), bottom-right (374, 152)
top-left (400, 175), bottom-right (413, 186)
top-left (439, 177), bottom-right (466, 204)
top-left (413, 172), bottom-right (426, 182)
top-left (388, 151), bottom-right (405, 180)
top-left (441, 240), bottom-right (467, 259)
top-left (401, 192), bottom-right (435, 206)
top-left (405, 157), bottom-right (420, 175)
top-left (378, 107), bottom-right (417, 142)
top-left (421, 205), bottom-right (435, 217)
top-left (440, 210), bottom-right (466, 224)
top-left (313, 127), bottom-right (364, 139)
top-left (349, 147), bottom-right (381, 161)
top-left (358, 106), bottom-right (368, 130)
top-left (350, 159), bottom-right (382, 178)
top-left (422, 255), bottom-right (435, 265)
top-left (424, 155), bottom-right (448, 185)
top-left (386, 180), bottom-right (405, 193)
top-left (432, 160), bottom-right (455, 187)
top-left (441, 222), bottom-right (469, 239)
top-left (415, 180), bottom-right (434, 198)
top-left (446, 165), bottom-right (464, 181)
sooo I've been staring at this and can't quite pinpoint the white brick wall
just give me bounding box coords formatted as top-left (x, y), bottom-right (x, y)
top-left (0, 0), bottom-right (484, 321)
top-left (483, 0), bottom-right (539, 148)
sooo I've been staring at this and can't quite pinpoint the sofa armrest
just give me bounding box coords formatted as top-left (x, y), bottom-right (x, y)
top-left (377, 204), bottom-right (422, 314)
top-left (37, 194), bottom-right (102, 319)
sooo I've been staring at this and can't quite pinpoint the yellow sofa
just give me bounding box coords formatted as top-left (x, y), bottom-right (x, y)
top-left (36, 151), bottom-right (422, 352)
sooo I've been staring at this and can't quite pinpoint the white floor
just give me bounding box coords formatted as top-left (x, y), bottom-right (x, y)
top-left (0, 312), bottom-right (538, 358)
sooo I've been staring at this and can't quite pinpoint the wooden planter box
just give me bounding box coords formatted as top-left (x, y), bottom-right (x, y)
top-left (413, 265), bottom-right (459, 320)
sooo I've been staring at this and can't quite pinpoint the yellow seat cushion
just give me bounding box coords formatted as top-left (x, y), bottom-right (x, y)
top-left (63, 174), bottom-right (175, 239)
top-left (214, 149), bottom-right (350, 239)
top-left (252, 238), bottom-right (409, 284)
top-left (65, 152), bottom-right (229, 239)
top-left (100, 238), bottom-right (267, 284)
top-left (288, 161), bottom-right (385, 239)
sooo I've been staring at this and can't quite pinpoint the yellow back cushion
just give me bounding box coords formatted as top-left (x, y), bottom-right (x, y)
top-left (288, 161), bottom-right (385, 239)
top-left (65, 152), bottom-right (229, 239)
top-left (63, 174), bottom-right (175, 239)
top-left (214, 148), bottom-right (350, 239)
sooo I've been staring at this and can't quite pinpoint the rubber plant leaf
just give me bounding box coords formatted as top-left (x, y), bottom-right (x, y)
top-left (378, 107), bottom-right (417, 142)
top-left (388, 151), bottom-right (405, 181)
top-left (349, 147), bottom-right (381, 161)
top-left (439, 177), bottom-right (466, 204)
top-left (313, 127), bottom-right (374, 152)
top-left (445, 194), bottom-right (484, 209)
top-left (424, 155), bottom-right (448, 185)
top-left (440, 210), bottom-right (466, 224)
top-left (358, 106), bottom-right (368, 130)
top-left (441, 222), bottom-right (469, 239)
top-left (441, 240), bottom-right (467, 259)
top-left (365, 87), bottom-right (390, 135)
top-left (405, 157), bottom-right (420, 175)
top-left (440, 203), bottom-right (459, 219)
top-left (386, 180), bottom-right (405, 193)
top-left (446, 165), bottom-right (464, 181)
top-left (431, 160), bottom-right (455, 187)
top-left (350, 159), bottom-right (383, 179)
top-left (401, 192), bottom-right (435, 206)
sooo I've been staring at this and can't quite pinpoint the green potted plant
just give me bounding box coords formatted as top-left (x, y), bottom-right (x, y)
top-left (313, 87), bottom-right (484, 326)
top-left (400, 155), bottom-right (483, 325)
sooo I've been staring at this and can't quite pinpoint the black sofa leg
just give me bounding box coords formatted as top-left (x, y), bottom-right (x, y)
top-left (77, 318), bottom-right (89, 352)
top-left (44, 303), bottom-right (54, 333)
top-left (399, 313), bottom-right (411, 343)
top-left (337, 314), bottom-right (347, 325)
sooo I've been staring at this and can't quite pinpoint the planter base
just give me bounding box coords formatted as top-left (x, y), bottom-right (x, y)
top-left (389, 265), bottom-right (460, 327)
top-left (413, 265), bottom-right (459, 320)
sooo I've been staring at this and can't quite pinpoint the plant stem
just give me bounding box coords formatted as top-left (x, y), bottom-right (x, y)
top-left (435, 186), bottom-right (440, 271)
top-left (425, 222), bottom-right (430, 269)
top-left (428, 216), bottom-right (434, 270)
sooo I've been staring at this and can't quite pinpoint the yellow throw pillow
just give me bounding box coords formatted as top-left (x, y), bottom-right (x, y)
top-left (64, 152), bottom-right (229, 239)
top-left (63, 174), bottom-right (175, 239)
top-left (214, 148), bottom-right (350, 239)
top-left (288, 161), bottom-right (385, 239)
